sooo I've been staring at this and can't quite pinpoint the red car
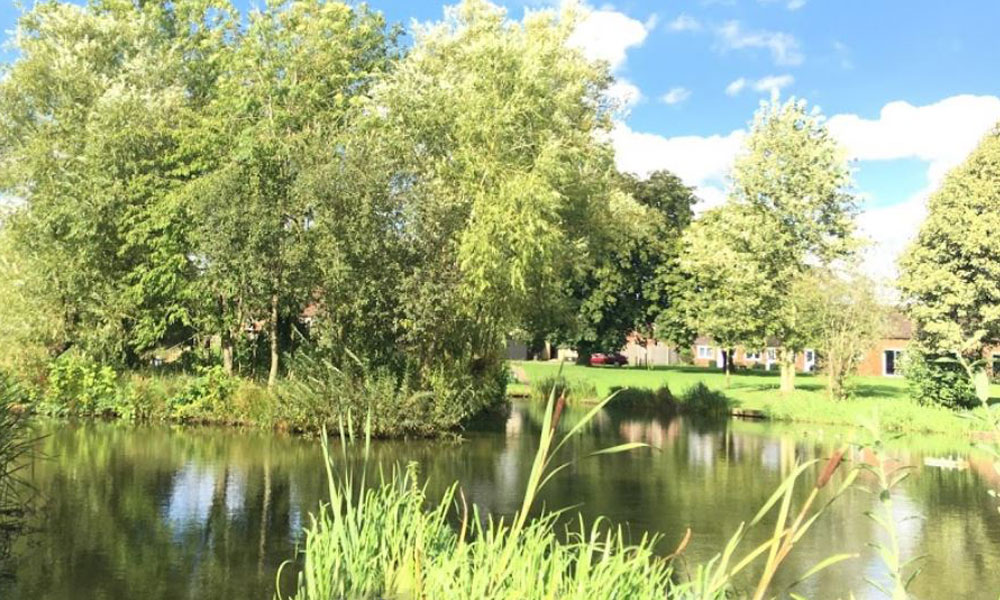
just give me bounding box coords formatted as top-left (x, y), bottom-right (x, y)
top-left (589, 352), bottom-right (628, 367)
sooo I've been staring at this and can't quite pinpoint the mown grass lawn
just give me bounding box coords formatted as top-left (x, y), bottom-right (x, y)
top-left (509, 360), bottom-right (1000, 437)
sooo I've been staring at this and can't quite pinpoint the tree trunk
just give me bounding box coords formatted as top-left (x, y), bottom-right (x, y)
top-left (267, 293), bottom-right (279, 389)
top-left (724, 349), bottom-right (732, 388)
top-left (779, 347), bottom-right (796, 394)
top-left (973, 368), bottom-right (990, 406)
top-left (219, 294), bottom-right (234, 376)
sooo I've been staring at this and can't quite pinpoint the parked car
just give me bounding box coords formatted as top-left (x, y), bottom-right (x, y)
top-left (589, 352), bottom-right (627, 367)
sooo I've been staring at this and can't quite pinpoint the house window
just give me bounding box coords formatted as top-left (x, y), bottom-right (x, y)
top-left (766, 348), bottom-right (777, 361)
top-left (697, 346), bottom-right (713, 359)
top-left (805, 350), bottom-right (815, 363)
top-left (883, 349), bottom-right (903, 376)
top-left (745, 351), bottom-right (760, 361)
top-left (992, 353), bottom-right (1000, 378)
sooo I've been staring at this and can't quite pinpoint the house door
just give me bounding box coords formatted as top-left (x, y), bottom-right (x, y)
top-left (883, 349), bottom-right (902, 376)
top-left (804, 349), bottom-right (815, 372)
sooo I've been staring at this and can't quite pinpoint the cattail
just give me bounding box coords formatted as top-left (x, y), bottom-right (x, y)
top-left (550, 392), bottom-right (566, 436)
top-left (816, 447), bottom-right (846, 489)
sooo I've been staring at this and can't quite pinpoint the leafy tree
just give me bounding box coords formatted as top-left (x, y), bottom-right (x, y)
top-left (366, 0), bottom-right (619, 407)
top-left (898, 124), bottom-right (1000, 405)
top-left (679, 205), bottom-right (778, 387)
top-left (181, 0), bottom-right (395, 386)
top-left (728, 98), bottom-right (856, 392)
top-left (793, 268), bottom-right (887, 400)
top-left (0, 0), bottom-right (235, 365)
top-left (564, 170), bottom-right (696, 363)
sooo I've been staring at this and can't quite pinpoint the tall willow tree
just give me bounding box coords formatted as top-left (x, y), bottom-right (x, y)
top-left (0, 0), bottom-right (235, 365)
top-left (181, 0), bottom-right (395, 386)
top-left (899, 124), bottom-right (1000, 405)
top-left (728, 98), bottom-right (856, 392)
top-left (361, 0), bottom-right (620, 411)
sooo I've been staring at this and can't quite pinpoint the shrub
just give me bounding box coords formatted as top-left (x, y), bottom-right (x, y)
top-left (606, 385), bottom-right (674, 409)
top-left (168, 365), bottom-right (238, 421)
top-left (278, 352), bottom-right (503, 437)
top-left (902, 349), bottom-right (978, 410)
top-left (677, 382), bottom-right (731, 416)
top-left (37, 353), bottom-right (121, 417)
top-left (529, 375), bottom-right (597, 403)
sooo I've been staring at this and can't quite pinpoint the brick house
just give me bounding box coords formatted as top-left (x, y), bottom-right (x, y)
top-left (856, 312), bottom-right (911, 376)
top-left (690, 336), bottom-right (817, 373)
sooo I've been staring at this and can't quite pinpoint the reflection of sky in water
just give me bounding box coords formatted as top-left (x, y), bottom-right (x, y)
top-left (164, 461), bottom-right (217, 533)
top-left (225, 467), bottom-right (246, 517)
top-left (288, 479), bottom-right (302, 540)
top-left (687, 431), bottom-right (715, 468)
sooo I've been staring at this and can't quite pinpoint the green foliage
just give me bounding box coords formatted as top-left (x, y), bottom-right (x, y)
top-left (38, 354), bottom-right (121, 417)
top-left (793, 268), bottom-right (888, 400)
top-left (529, 374), bottom-right (598, 404)
top-left (279, 390), bottom-right (855, 599)
top-left (0, 374), bottom-right (33, 572)
top-left (902, 348), bottom-right (979, 410)
top-left (899, 124), bottom-right (1000, 405)
top-left (677, 382), bottom-right (731, 416)
top-left (168, 365), bottom-right (238, 421)
top-left (684, 98), bottom-right (857, 392)
top-left (563, 171), bottom-right (696, 357)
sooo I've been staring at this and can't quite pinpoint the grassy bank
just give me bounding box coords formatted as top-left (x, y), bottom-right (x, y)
top-left (512, 361), bottom-right (1000, 436)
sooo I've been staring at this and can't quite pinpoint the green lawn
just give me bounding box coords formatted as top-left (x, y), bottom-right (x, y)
top-left (510, 361), bottom-right (1000, 437)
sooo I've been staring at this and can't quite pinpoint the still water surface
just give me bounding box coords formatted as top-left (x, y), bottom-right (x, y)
top-left (4, 403), bottom-right (1000, 599)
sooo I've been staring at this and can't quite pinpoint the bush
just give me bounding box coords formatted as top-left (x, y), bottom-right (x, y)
top-left (37, 353), bottom-right (121, 417)
top-left (677, 382), bottom-right (731, 416)
top-left (168, 365), bottom-right (238, 421)
top-left (529, 375), bottom-right (597, 403)
top-left (902, 349), bottom-right (978, 410)
top-left (606, 385), bottom-right (674, 409)
top-left (278, 352), bottom-right (506, 437)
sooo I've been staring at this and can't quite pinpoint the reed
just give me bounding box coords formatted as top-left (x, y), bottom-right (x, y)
top-left (278, 388), bottom-right (858, 599)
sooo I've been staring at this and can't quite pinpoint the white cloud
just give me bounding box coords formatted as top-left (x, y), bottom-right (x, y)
top-left (568, 6), bottom-right (655, 71)
top-left (605, 78), bottom-right (643, 113)
top-left (759, 0), bottom-right (807, 10)
top-left (660, 87), bottom-right (692, 105)
top-left (668, 14), bottom-right (701, 32)
top-left (752, 74), bottom-right (794, 97)
top-left (857, 192), bottom-right (927, 283)
top-left (609, 93), bottom-right (1000, 282)
top-left (610, 122), bottom-right (745, 210)
top-left (715, 21), bottom-right (804, 66)
top-left (837, 94), bottom-right (1000, 281)
top-left (725, 77), bottom-right (747, 96)
top-left (828, 94), bottom-right (1000, 187)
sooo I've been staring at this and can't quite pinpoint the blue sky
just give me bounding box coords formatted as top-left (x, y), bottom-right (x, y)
top-left (3, 0), bottom-right (999, 279)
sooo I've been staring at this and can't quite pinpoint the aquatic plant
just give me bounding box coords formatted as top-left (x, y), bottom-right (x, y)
top-left (278, 388), bottom-right (857, 599)
top-left (0, 374), bottom-right (35, 574)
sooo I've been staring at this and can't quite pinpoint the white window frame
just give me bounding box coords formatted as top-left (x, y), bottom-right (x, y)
top-left (883, 348), bottom-right (904, 376)
top-left (745, 351), bottom-right (760, 361)
top-left (697, 345), bottom-right (713, 360)
top-left (766, 348), bottom-right (777, 361)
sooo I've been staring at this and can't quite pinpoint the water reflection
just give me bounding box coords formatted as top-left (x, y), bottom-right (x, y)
top-left (2, 406), bottom-right (999, 599)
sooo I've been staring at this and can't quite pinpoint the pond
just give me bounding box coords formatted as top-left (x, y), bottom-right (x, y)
top-left (3, 403), bottom-right (999, 599)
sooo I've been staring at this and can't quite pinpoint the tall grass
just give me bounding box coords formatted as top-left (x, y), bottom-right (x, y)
top-left (278, 389), bottom-right (857, 599)
top-left (0, 374), bottom-right (35, 574)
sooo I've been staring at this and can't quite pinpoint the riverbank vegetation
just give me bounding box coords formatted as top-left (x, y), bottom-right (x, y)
top-left (0, 0), bottom-right (669, 434)
top-left (0, 376), bottom-right (32, 574)
top-left (1, 0), bottom-right (999, 439)
top-left (279, 393), bottom-right (860, 599)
